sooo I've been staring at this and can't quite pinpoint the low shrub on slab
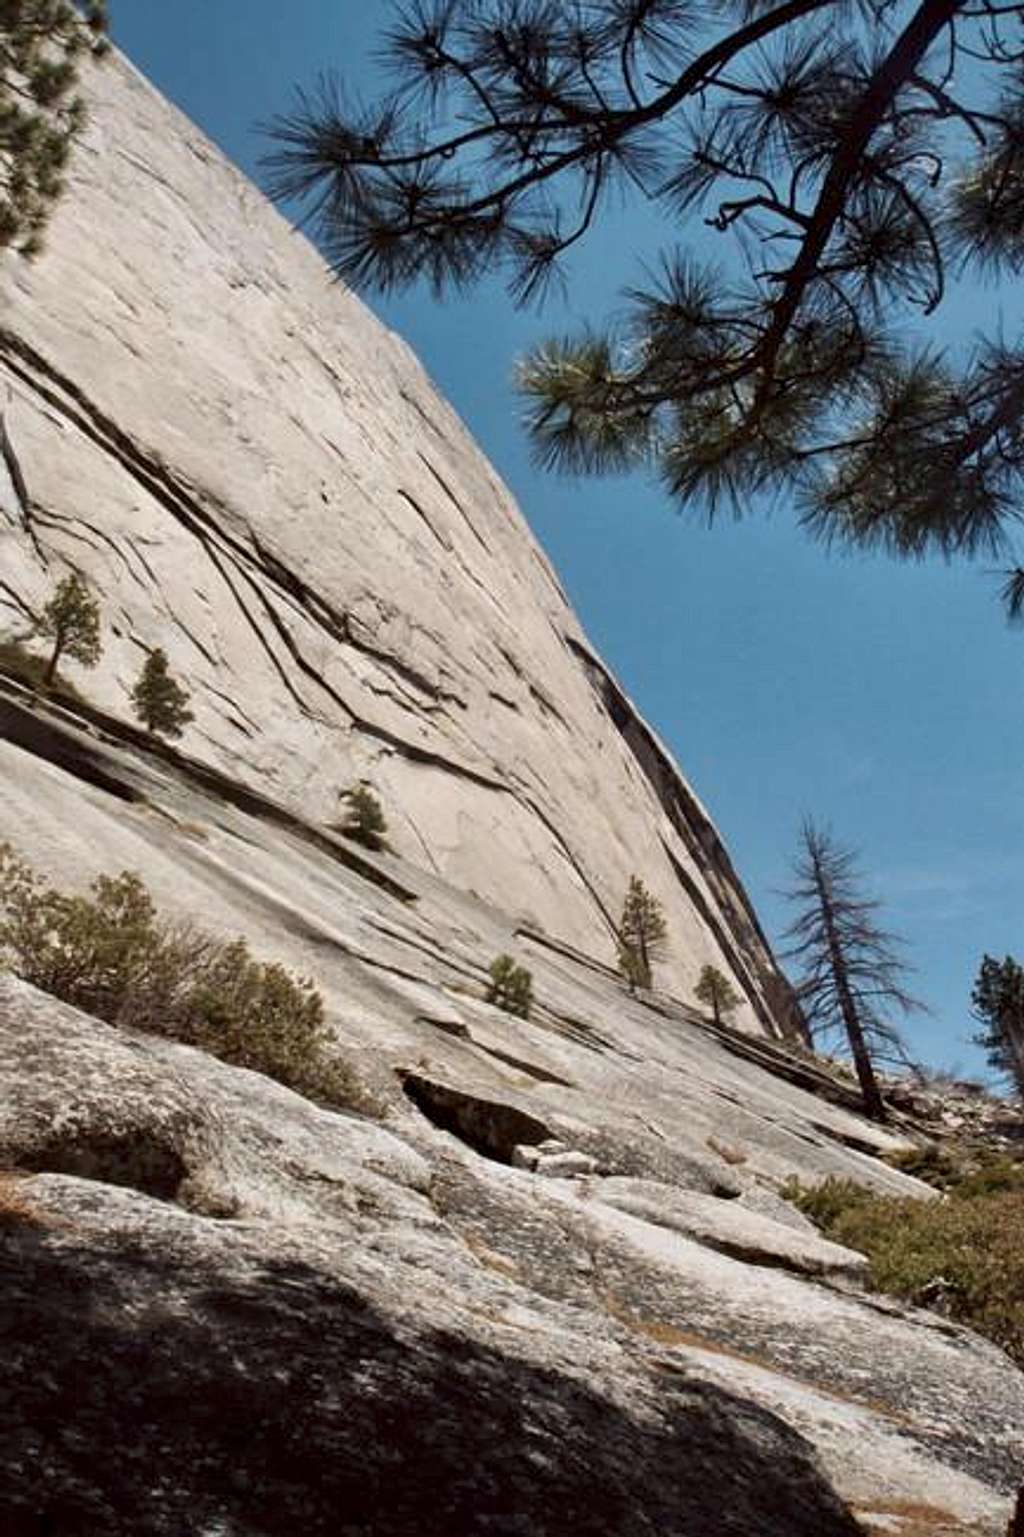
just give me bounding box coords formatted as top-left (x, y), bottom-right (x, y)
top-left (0, 845), bottom-right (368, 1113)
top-left (785, 1174), bottom-right (1024, 1368)
top-left (486, 954), bottom-right (533, 1018)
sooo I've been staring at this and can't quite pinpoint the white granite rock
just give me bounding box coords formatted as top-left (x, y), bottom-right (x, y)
top-left (0, 44), bottom-right (1021, 1537)
top-left (0, 48), bottom-right (794, 1035)
top-left (534, 1150), bottom-right (600, 1178)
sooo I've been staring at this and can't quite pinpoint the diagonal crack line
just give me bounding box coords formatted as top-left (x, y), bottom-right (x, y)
top-left (4, 333), bottom-right (463, 727)
top-left (418, 452), bottom-right (490, 553)
top-left (0, 408), bottom-right (31, 518)
top-left (249, 528), bottom-right (464, 709)
top-left (0, 579), bottom-right (36, 625)
top-left (0, 408), bottom-right (43, 562)
top-left (1, 332), bottom-right (605, 878)
top-left (30, 505), bottom-right (152, 592)
top-left (202, 541), bottom-right (318, 722)
top-left (0, 330), bottom-right (346, 721)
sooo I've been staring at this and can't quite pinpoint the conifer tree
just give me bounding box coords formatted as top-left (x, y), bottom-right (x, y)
top-left (338, 784), bottom-right (388, 851)
top-left (130, 647), bottom-right (193, 740)
top-left (781, 821), bottom-right (922, 1122)
top-left (1, 1), bottom-right (108, 255)
top-left (695, 964), bottom-right (742, 1028)
top-left (269, 2), bottom-right (1024, 615)
top-left (37, 570), bottom-right (101, 687)
top-left (617, 875), bottom-right (667, 993)
top-left (971, 954), bottom-right (1024, 1097)
top-left (486, 954), bottom-right (533, 1019)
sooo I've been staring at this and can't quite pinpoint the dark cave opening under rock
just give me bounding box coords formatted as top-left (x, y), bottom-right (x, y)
top-left (398, 1071), bottom-right (552, 1165)
top-left (20, 1128), bottom-right (189, 1203)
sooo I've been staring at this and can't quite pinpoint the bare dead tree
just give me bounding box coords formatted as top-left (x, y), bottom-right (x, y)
top-left (781, 819), bottom-right (924, 1121)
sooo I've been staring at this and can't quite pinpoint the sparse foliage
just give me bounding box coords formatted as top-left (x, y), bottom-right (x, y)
top-left (694, 963), bottom-right (742, 1026)
top-left (130, 647), bottom-right (194, 739)
top-left (781, 820), bottom-right (923, 1122)
top-left (268, 1), bottom-right (1024, 616)
top-left (0, 1), bottom-right (108, 255)
top-left (338, 784), bottom-right (388, 851)
top-left (0, 844), bottom-right (368, 1111)
top-left (486, 953), bottom-right (533, 1018)
top-left (36, 570), bottom-right (101, 687)
top-left (971, 953), bottom-right (1024, 1097)
top-left (617, 875), bottom-right (667, 993)
top-left (786, 1172), bottom-right (1024, 1370)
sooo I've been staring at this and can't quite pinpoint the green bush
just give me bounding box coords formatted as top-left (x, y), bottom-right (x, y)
top-left (0, 845), bottom-right (367, 1112)
top-left (882, 1143), bottom-right (964, 1190)
top-left (949, 1157), bottom-right (1024, 1201)
top-left (336, 785), bottom-right (388, 851)
top-left (786, 1173), bottom-right (1024, 1368)
top-left (779, 1176), bottom-right (877, 1229)
top-left (883, 1143), bottom-right (1024, 1197)
top-left (130, 647), bottom-right (193, 739)
top-left (486, 954), bottom-right (533, 1018)
top-left (694, 963), bottom-right (742, 1025)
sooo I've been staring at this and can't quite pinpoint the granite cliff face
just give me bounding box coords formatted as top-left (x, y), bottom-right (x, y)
top-left (1, 48), bottom-right (1022, 1537)
top-left (0, 48), bottom-right (790, 1037)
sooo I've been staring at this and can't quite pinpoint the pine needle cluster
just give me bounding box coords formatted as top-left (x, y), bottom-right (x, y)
top-left (266, 1), bottom-right (1024, 611)
top-left (1, 1), bottom-right (108, 255)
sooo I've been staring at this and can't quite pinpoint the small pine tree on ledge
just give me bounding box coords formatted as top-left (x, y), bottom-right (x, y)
top-left (338, 785), bottom-right (388, 851)
top-left (695, 964), bottom-right (742, 1027)
top-left (486, 955), bottom-right (533, 1019)
top-left (37, 571), bottom-right (102, 689)
top-left (617, 876), bottom-right (667, 993)
top-left (130, 648), bottom-right (193, 740)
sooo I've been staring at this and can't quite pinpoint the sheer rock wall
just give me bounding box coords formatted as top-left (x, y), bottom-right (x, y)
top-left (0, 50), bottom-right (794, 1036)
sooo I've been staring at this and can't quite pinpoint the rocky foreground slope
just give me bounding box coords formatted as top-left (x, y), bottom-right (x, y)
top-left (0, 688), bottom-right (1022, 1534)
top-left (1, 47), bottom-right (791, 1034)
top-left (1, 44), bottom-right (1022, 1537)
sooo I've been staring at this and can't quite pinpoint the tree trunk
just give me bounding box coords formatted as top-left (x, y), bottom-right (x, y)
top-left (1003, 1010), bottom-right (1024, 1099)
top-left (818, 884), bottom-right (887, 1123)
top-left (42, 632), bottom-right (63, 689)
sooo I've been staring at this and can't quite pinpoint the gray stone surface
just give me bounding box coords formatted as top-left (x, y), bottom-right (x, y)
top-left (0, 711), bottom-right (1021, 1532)
top-left (581, 1176), bottom-right (870, 1278)
top-left (0, 45), bottom-right (1021, 1537)
top-left (0, 47), bottom-right (794, 1035)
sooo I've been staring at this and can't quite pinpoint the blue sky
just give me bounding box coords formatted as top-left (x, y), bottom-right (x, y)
top-left (110, 2), bottom-right (1024, 1079)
